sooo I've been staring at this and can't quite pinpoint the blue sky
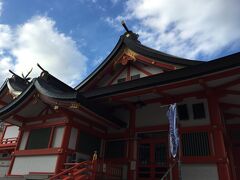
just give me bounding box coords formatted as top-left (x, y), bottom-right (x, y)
top-left (0, 0), bottom-right (239, 86)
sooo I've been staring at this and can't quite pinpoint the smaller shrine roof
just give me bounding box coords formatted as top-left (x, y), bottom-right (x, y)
top-left (0, 70), bottom-right (126, 128)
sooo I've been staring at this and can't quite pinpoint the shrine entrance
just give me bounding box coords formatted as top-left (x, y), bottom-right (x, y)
top-left (137, 132), bottom-right (169, 180)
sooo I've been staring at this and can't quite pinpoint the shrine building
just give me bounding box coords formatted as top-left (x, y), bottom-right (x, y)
top-left (0, 27), bottom-right (239, 180)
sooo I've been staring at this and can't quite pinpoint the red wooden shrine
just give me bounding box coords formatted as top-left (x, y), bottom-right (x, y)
top-left (0, 28), bottom-right (239, 180)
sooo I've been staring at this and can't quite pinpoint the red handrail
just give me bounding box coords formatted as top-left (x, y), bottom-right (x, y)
top-left (49, 160), bottom-right (92, 180)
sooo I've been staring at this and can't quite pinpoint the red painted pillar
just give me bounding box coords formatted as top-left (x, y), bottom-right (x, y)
top-left (207, 93), bottom-right (231, 180)
top-left (55, 124), bottom-right (72, 173)
top-left (7, 127), bottom-right (23, 176)
top-left (128, 105), bottom-right (136, 180)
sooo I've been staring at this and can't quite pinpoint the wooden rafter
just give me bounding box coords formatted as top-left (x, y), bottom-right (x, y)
top-left (220, 103), bottom-right (240, 109)
top-left (199, 79), bottom-right (210, 90)
top-left (37, 106), bottom-right (49, 116)
top-left (136, 54), bottom-right (176, 70)
top-left (142, 90), bottom-right (204, 105)
top-left (131, 63), bottom-right (153, 76)
top-left (0, 100), bottom-right (7, 106)
top-left (104, 67), bottom-right (240, 101)
top-left (220, 90), bottom-right (240, 95)
top-left (216, 78), bottom-right (240, 90)
top-left (127, 63), bottom-right (131, 81)
top-left (107, 65), bottom-right (126, 86)
top-left (224, 112), bottom-right (240, 120)
top-left (153, 89), bottom-right (172, 97)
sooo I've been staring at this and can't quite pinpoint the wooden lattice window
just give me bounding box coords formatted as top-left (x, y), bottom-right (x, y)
top-left (182, 132), bottom-right (210, 156)
top-left (177, 104), bottom-right (189, 121)
top-left (77, 132), bottom-right (101, 155)
top-left (26, 128), bottom-right (51, 149)
top-left (131, 74), bottom-right (140, 80)
top-left (117, 78), bottom-right (126, 83)
top-left (192, 103), bottom-right (206, 119)
top-left (105, 140), bottom-right (126, 158)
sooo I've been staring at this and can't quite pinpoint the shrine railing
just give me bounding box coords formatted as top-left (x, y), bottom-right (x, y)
top-left (95, 160), bottom-right (123, 179)
top-left (49, 160), bottom-right (93, 180)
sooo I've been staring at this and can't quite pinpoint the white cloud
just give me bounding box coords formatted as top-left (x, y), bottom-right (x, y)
top-left (104, 17), bottom-right (122, 31)
top-left (122, 0), bottom-right (240, 59)
top-left (111, 0), bottom-right (120, 5)
top-left (0, 25), bottom-right (12, 49)
top-left (0, 16), bottom-right (87, 86)
top-left (0, 1), bottom-right (2, 16)
top-left (0, 57), bottom-right (14, 83)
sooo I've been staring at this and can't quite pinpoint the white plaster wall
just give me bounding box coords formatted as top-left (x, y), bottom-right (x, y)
top-left (136, 103), bottom-right (169, 127)
top-left (11, 155), bottom-right (57, 175)
top-left (108, 127), bottom-right (126, 134)
top-left (112, 68), bottom-right (127, 85)
top-left (25, 121), bottom-right (42, 125)
top-left (97, 73), bottom-right (112, 87)
top-left (178, 98), bottom-right (210, 127)
top-left (46, 117), bottom-right (66, 123)
top-left (0, 166), bottom-right (8, 177)
top-left (19, 131), bottom-right (29, 150)
top-left (0, 160), bottom-right (10, 177)
top-left (181, 164), bottom-right (218, 180)
top-left (3, 126), bottom-right (19, 139)
top-left (113, 108), bottom-right (129, 125)
top-left (68, 127), bottom-right (78, 150)
top-left (225, 118), bottom-right (240, 124)
top-left (108, 108), bottom-right (129, 133)
top-left (97, 63), bottom-right (126, 87)
top-left (130, 66), bottom-right (147, 78)
top-left (122, 165), bottom-right (128, 180)
top-left (144, 64), bottom-right (163, 74)
top-left (52, 126), bottom-right (64, 147)
top-left (135, 62), bottom-right (163, 75)
top-left (0, 160), bottom-right (10, 166)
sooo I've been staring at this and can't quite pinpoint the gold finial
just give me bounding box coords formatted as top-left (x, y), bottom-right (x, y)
top-left (92, 150), bottom-right (98, 161)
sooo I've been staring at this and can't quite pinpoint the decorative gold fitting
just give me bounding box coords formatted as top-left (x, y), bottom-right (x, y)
top-left (69, 103), bottom-right (80, 109)
top-left (32, 93), bottom-right (39, 104)
top-left (124, 48), bottom-right (137, 61)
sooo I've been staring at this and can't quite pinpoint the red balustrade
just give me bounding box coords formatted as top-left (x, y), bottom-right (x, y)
top-left (50, 159), bottom-right (123, 180)
top-left (49, 160), bottom-right (93, 180)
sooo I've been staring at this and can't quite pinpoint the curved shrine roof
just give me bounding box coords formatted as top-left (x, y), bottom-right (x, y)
top-left (75, 31), bottom-right (204, 90)
top-left (0, 71), bottom-right (126, 128)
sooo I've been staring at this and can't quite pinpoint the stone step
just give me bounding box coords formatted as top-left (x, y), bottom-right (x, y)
top-left (0, 177), bottom-right (24, 180)
top-left (23, 174), bottom-right (52, 180)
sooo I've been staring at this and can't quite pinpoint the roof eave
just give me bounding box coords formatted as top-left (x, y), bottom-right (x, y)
top-left (82, 52), bottom-right (240, 99)
top-left (75, 36), bottom-right (125, 90)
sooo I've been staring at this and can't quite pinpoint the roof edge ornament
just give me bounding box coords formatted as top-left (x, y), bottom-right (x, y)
top-left (9, 70), bottom-right (26, 82)
top-left (37, 63), bottom-right (49, 80)
top-left (121, 20), bottom-right (140, 42)
top-left (9, 70), bottom-right (20, 78)
top-left (121, 20), bottom-right (130, 33)
top-left (21, 68), bottom-right (33, 81)
top-left (37, 63), bottom-right (47, 73)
